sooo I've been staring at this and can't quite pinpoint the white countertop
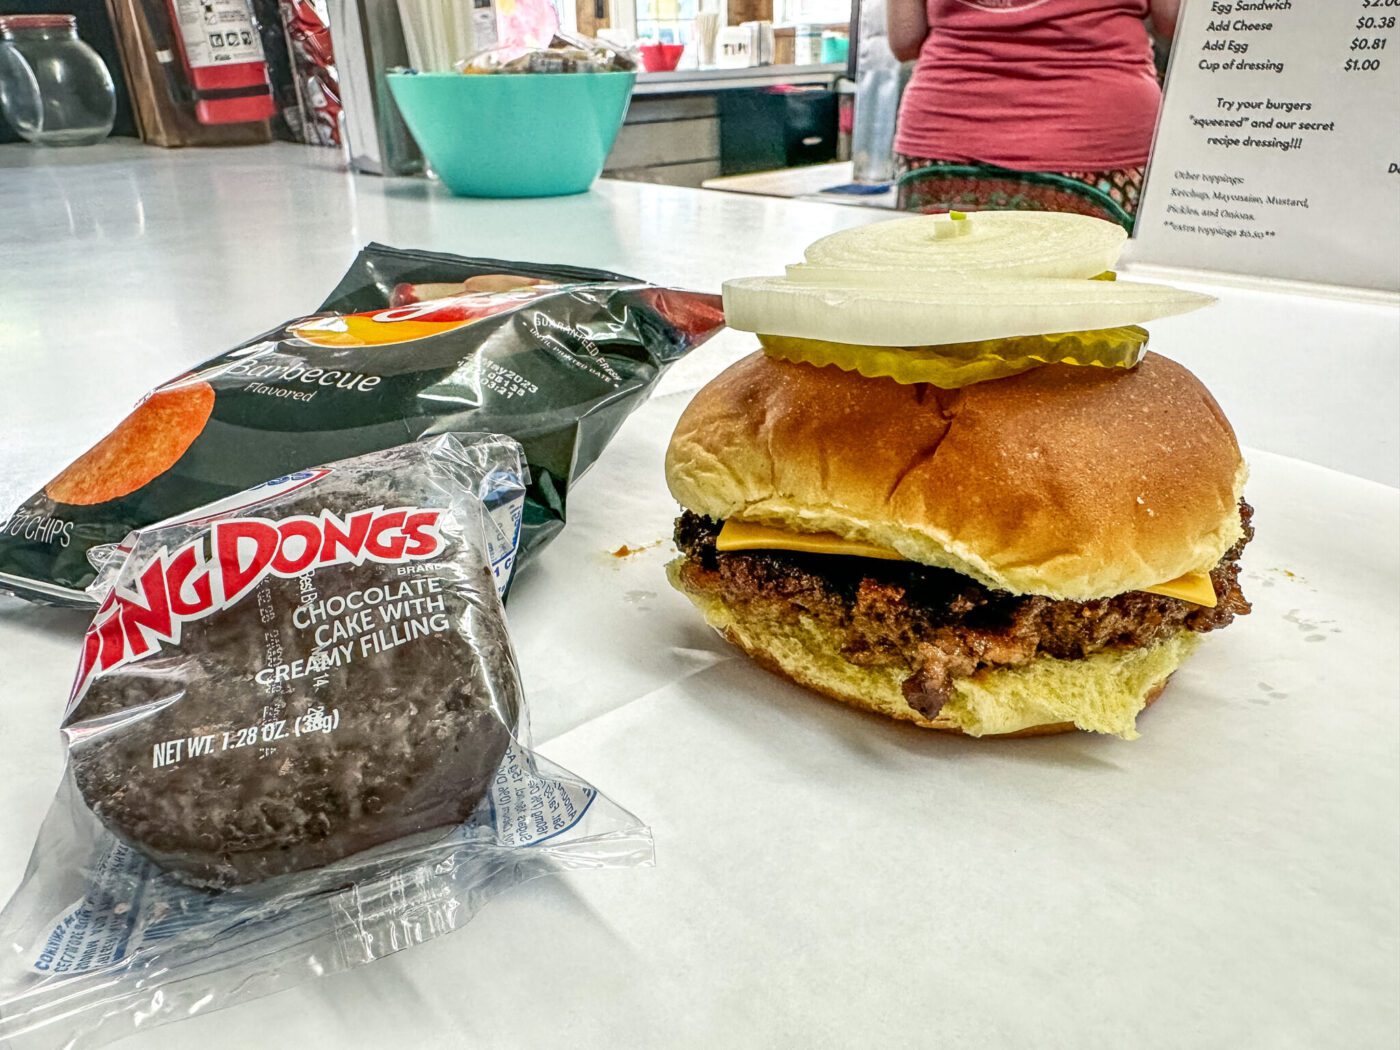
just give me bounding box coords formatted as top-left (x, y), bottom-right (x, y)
top-left (703, 160), bottom-right (899, 208)
top-left (0, 142), bottom-right (1393, 499)
top-left (0, 141), bottom-right (1396, 1049)
top-left (634, 62), bottom-right (845, 95)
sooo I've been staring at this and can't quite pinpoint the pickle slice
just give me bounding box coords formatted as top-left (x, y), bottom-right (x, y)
top-left (760, 338), bottom-right (1040, 387)
top-left (757, 327), bottom-right (1149, 389)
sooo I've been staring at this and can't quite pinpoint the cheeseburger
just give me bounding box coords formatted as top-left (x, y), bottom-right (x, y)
top-left (664, 213), bottom-right (1252, 739)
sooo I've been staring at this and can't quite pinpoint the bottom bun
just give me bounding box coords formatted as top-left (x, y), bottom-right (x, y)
top-left (669, 561), bottom-right (1198, 739)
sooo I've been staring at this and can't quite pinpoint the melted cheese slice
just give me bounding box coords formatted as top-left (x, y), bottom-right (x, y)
top-left (1139, 571), bottom-right (1217, 607)
top-left (714, 520), bottom-right (1216, 607)
top-left (716, 520), bottom-right (907, 562)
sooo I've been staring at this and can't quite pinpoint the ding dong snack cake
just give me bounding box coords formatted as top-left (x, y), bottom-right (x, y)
top-left (0, 436), bottom-right (652, 1046)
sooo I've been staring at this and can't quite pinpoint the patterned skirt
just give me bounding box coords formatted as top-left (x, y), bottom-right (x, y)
top-left (894, 155), bottom-right (1145, 231)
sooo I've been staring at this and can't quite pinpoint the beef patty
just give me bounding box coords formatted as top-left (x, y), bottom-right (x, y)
top-left (673, 504), bottom-right (1253, 718)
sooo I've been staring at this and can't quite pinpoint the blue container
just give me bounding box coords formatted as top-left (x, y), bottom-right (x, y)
top-left (820, 33), bottom-right (849, 64)
top-left (387, 71), bottom-right (636, 198)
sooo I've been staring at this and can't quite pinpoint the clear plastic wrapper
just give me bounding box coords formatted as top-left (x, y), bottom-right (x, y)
top-left (278, 0), bottom-right (340, 146)
top-left (0, 434), bottom-right (652, 1049)
top-left (458, 32), bottom-right (638, 74)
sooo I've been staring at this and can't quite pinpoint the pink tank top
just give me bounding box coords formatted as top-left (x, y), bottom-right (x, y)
top-left (894, 0), bottom-right (1162, 171)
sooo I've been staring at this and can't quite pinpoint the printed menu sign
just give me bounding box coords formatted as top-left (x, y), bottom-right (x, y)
top-left (1134, 0), bottom-right (1400, 292)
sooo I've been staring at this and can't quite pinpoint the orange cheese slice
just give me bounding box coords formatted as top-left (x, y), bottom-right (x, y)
top-left (714, 520), bottom-right (1217, 607)
top-left (1139, 571), bottom-right (1217, 607)
top-left (716, 520), bottom-right (907, 562)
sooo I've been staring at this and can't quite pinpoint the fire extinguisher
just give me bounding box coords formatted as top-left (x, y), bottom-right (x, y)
top-left (142, 0), bottom-right (277, 124)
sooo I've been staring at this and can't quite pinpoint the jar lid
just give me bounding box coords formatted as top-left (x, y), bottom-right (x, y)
top-left (0, 14), bottom-right (78, 33)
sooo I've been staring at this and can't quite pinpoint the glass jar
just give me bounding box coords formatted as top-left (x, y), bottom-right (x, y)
top-left (0, 15), bottom-right (116, 146)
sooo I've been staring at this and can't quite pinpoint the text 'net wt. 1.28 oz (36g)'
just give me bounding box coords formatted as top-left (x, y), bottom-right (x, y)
top-left (0, 244), bottom-right (726, 605)
top-left (0, 434), bottom-right (653, 1049)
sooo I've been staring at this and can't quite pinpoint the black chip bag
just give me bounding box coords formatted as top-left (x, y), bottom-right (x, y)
top-left (0, 244), bottom-right (726, 605)
top-left (0, 434), bottom-right (651, 1048)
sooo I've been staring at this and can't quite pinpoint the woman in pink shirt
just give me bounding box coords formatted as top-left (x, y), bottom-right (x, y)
top-left (887, 0), bottom-right (1179, 226)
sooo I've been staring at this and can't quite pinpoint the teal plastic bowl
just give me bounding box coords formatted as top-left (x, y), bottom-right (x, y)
top-left (388, 71), bottom-right (636, 198)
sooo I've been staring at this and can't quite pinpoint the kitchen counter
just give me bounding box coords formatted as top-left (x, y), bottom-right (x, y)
top-left (633, 61), bottom-right (845, 96)
top-left (0, 141), bottom-right (1396, 1050)
top-left (702, 160), bottom-right (898, 207)
top-left (613, 65), bottom-right (848, 187)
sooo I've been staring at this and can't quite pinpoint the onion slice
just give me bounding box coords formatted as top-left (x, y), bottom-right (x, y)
top-left (722, 277), bottom-right (1215, 346)
top-left (799, 211), bottom-right (1128, 281)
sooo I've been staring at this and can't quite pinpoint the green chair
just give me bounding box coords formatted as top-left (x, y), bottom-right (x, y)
top-left (897, 163), bottom-right (1136, 231)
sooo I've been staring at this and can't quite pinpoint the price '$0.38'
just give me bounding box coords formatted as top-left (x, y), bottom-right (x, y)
top-left (1346, 3), bottom-right (1393, 71)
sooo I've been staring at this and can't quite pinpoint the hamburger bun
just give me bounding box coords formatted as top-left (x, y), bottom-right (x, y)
top-left (665, 352), bottom-right (1246, 601)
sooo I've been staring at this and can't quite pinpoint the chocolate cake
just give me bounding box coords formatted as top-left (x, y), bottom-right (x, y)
top-left (63, 440), bottom-right (522, 888)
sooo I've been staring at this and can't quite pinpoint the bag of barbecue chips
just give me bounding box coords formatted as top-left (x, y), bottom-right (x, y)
top-left (0, 244), bottom-right (725, 605)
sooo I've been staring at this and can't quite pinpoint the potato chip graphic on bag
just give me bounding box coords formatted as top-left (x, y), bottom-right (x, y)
top-left (45, 381), bottom-right (216, 506)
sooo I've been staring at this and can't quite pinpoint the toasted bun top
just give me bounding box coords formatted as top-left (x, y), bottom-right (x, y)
top-left (665, 352), bottom-right (1246, 600)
